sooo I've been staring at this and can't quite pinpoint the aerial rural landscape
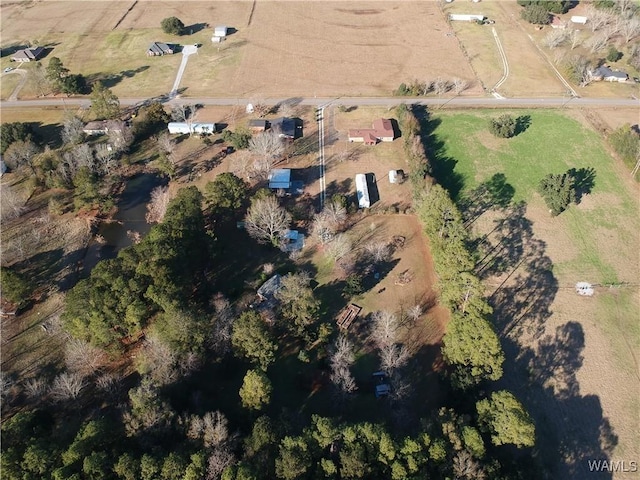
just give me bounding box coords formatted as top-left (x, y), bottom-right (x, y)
top-left (0, 0), bottom-right (638, 479)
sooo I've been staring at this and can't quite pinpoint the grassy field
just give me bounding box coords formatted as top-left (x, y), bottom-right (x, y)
top-left (0, 72), bottom-right (20, 100)
top-left (430, 109), bottom-right (639, 479)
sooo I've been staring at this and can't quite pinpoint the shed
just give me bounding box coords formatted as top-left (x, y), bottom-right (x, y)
top-left (281, 230), bottom-right (305, 252)
top-left (268, 169), bottom-right (292, 190)
top-left (249, 119), bottom-right (269, 132)
top-left (355, 173), bottom-right (370, 209)
top-left (214, 25), bottom-right (228, 37)
top-left (388, 170), bottom-right (398, 184)
top-left (257, 274), bottom-right (282, 301)
top-left (571, 15), bottom-right (588, 24)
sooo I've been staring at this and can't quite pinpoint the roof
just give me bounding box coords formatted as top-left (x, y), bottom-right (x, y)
top-left (348, 118), bottom-right (395, 142)
top-left (281, 230), bottom-right (305, 252)
top-left (148, 42), bottom-right (173, 54)
top-left (249, 119), bottom-right (269, 128)
top-left (11, 47), bottom-right (44, 61)
top-left (592, 66), bottom-right (628, 79)
top-left (257, 274), bottom-right (282, 299)
top-left (83, 120), bottom-right (107, 132)
top-left (372, 118), bottom-right (394, 138)
top-left (270, 117), bottom-right (296, 138)
top-left (268, 169), bottom-right (291, 189)
top-left (214, 25), bottom-right (228, 35)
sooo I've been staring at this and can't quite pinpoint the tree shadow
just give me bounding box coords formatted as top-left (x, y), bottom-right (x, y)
top-left (515, 115), bottom-right (531, 136)
top-left (86, 66), bottom-right (150, 89)
top-left (389, 118), bottom-right (402, 140)
top-left (410, 105), bottom-right (465, 200)
top-left (460, 172), bottom-right (515, 227)
top-left (184, 23), bottom-right (208, 35)
top-left (568, 167), bottom-right (596, 204)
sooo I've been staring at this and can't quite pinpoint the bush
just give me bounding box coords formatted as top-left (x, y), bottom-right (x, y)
top-left (538, 173), bottom-right (576, 216)
top-left (609, 124), bottom-right (640, 174)
top-left (606, 47), bottom-right (622, 62)
top-left (517, 0), bottom-right (569, 14)
top-left (521, 4), bottom-right (550, 25)
top-left (161, 17), bottom-right (184, 35)
top-left (488, 115), bottom-right (517, 138)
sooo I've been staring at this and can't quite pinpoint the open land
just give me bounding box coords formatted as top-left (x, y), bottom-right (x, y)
top-left (429, 109), bottom-right (640, 479)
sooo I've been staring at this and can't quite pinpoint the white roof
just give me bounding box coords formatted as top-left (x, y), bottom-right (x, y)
top-left (355, 173), bottom-right (370, 208)
top-left (268, 169), bottom-right (291, 189)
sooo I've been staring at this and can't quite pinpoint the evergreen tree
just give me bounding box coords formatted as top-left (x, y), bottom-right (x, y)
top-left (90, 81), bottom-right (121, 120)
top-left (538, 172), bottom-right (576, 216)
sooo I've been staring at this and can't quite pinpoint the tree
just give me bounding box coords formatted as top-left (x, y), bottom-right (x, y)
top-left (521, 4), bottom-right (550, 24)
top-left (606, 46), bottom-right (622, 62)
top-left (50, 372), bottom-right (86, 401)
top-left (488, 115), bottom-right (517, 138)
top-left (442, 312), bottom-right (504, 389)
top-left (248, 130), bottom-right (284, 178)
top-left (275, 436), bottom-right (312, 480)
top-left (239, 369), bottom-right (272, 411)
top-left (245, 196), bottom-right (291, 247)
top-left (161, 16), bottom-right (185, 35)
top-left (61, 114), bottom-right (85, 145)
top-left (3, 139), bottom-right (40, 176)
top-left (46, 56), bottom-right (70, 93)
top-left (538, 172), bottom-right (576, 216)
top-left (0, 122), bottom-right (35, 154)
top-left (204, 173), bottom-right (249, 216)
top-left (476, 391), bottom-right (535, 447)
top-left (61, 74), bottom-right (86, 95)
top-left (232, 310), bottom-right (277, 370)
top-left (222, 129), bottom-right (252, 150)
top-left (275, 273), bottom-right (320, 341)
top-left (145, 186), bottom-right (171, 223)
top-left (90, 81), bottom-right (120, 120)
top-left (609, 124), bottom-right (640, 169)
top-left (0, 267), bottom-right (32, 306)
top-left (64, 338), bottom-right (108, 378)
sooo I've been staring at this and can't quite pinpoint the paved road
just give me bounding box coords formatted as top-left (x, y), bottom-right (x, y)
top-left (2, 95), bottom-right (638, 109)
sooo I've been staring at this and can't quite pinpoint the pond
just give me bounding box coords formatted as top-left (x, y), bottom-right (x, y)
top-left (81, 172), bottom-right (167, 276)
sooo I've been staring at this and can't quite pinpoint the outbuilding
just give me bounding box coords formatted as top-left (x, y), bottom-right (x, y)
top-left (449, 14), bottom-right (485, 22)
top-left (571, 16), bottom-right (588, 24)
top-left (214, 25), bottom-right (228, 37)
top-left (355, 173), bottom-right (370, 209)
top-left (268, 169), bottom-right (292, 190)
top-left (168, 122), bottom-right (217, 135)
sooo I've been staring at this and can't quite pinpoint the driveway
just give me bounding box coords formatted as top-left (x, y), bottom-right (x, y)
top-left (170, 44), bottom-right (198, 95)
top-left (2, 68), bottom-right (27, 101)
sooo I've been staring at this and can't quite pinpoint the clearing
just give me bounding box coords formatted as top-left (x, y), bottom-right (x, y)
top-left (429, 109), bottom-right (639, 479)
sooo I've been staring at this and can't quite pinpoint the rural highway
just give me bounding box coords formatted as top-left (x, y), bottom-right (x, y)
top-left (1, 95), bottom-right (639, 109)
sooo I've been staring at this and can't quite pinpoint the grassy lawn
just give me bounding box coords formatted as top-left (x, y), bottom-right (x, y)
top-left (0, 73), bottom-right (20, 100)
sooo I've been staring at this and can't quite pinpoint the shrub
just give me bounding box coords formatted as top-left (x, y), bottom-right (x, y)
top-left (161, 17), bottom-right (184, 35)
top-left (538, 173), bottom-right (576, 216)
top-left (606, 47), bottom-right (622, 62)
top-left (488, 115), bottom-right (517, 138)
top-left (521, 4), bottom-right (551, 25)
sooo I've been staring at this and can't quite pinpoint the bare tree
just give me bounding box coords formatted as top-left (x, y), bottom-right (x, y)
top-left (72, 143), bottom-right (97, 171)
top-left (0, 184), bottom-right (26, 221)
top-left (620, 17), bottom-right (640, 43)
top-left (145, 185), bottom-right (171, 223)
top-left (249, 130), bottom-right (284, 171)
top-left (365, 241), bottom-right (391, 264)
top-left (202, 411), bottom-right (230, 448)
top-left (171, 103), bottom-right (197, 132)
top-left (61, 114), bottom-right (85, 145)
top-left (206, 447), bottom-right (236, 480)
top-left (370, 310), bottom-right (400, 350)
top-left (312, 212), bottom-right (334, 244)
top-left (587, 33), bottom-right (609, 53)
top-left (569, 29), bottom-right (582, 50)
top-left (3, 140), bottom-right (40, 176)
top-left (452, 77), bottom-right (469, 95)
top-left (407, 304), bottom-right (423, 324)
top-left (24, 377), bottom-right (48, 400)
top-left (433, 77), bottom-right (450, 96)
top-left (156, 132), bottom-right (177, 156)
top-left (64, 338), bottom-right (108, 377)
top-left (323, 199), bottom-right (347, 229)
top-left (245, 196), bottom-right (291, 247)
top-left (566, 55), bottom-right (593, 86)
top-left (209, 294), bottom-right (234, 356)
top-left (50, 372), bottom-right (86, 401)
top-left (544, 29), bottom-right (569, 49)
top-left (137, 334), bottom-right (178, 386)
top-left (586, 6), bottom-right (614, 32)
top-left (325, 233), bottom-right (352, 262)
top-left (329, 336), bottom-right (357, 396)
top-left (33, 63), bottom-right (51, 96)
top-left (380, 344), bottom-right (410, 373)
top-left (107, 120), bottom-right (134, 154)
top-left (95, 371), bottom-right (121, 397)
top-left (453, 450), bottom-right (487, 480)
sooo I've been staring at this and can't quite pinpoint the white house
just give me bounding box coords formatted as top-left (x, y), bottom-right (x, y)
top-left (355, 173), bottom-right (370, 209)
top-left (167, 122), bottom-right (216, 135)
top-left (589, 66), bottom-right (628, 83)
top-left (449, 14), bottom-right (485, 22)
top-left (571, 16), bottom-right (588, 24)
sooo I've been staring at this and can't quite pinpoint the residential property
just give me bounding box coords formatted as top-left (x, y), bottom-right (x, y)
top-left (355, 173), bottom-right (370, 209)
top-left (270, 117), bottom-right (297, 139)
top-left (268, 169), bottom-right (292, 190)
top-left (348, 118), bottom-right (395, 145)
top-left (257, 274), bottom-right (282, 302)
top-left (280, 230), bottom-right (305, 253)
top-left (449, 14), bottom-right (485, 22)
top-left (550, 15), bottom-right (567, 29)
top-left (147, 42), bottom-right (174, 56)
top-left (82, 120), bottom-right (125, 136)
top-left (589, 66), bottom-right (628, 83)
top-left (11, 46), bottom-right (44, 62)
top-left (167, 122), bottom-right (217, 134)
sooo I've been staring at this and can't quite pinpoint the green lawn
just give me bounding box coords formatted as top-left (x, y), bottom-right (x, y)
top-left (432, 110), bottom-right (639, 284)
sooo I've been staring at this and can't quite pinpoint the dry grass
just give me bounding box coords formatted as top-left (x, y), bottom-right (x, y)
top-left (0, 73), bottom-right (20, 100)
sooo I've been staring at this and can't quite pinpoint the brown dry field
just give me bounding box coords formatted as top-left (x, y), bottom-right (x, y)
top-left (1, 1), bottom-right (480, 98)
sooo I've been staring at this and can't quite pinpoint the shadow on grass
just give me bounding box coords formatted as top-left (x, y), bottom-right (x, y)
top-left (568, 167), bottom-right (596, 204)
top-left (515, 115), bottom-right (531, 136)
top-left (411, 105), bottom-right (465, 200)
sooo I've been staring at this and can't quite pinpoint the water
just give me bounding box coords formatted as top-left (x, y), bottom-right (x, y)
top-left (81, 173), bottom-right (166, 276)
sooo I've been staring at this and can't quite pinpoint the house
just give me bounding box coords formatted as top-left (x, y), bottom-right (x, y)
top-left (214, 25), bottom-right (228, 37)
top-left (257, 274), bottom-right (282, 302)
top-left (147, 42), bottom-right (174, 56)
top-left (268, 169), bottom-right (291, 190)
top-left (280, 230), bottom-right (305, 253)
top-left (571, 15), bottom-right (588, 25)
top-left (270, 117), bottom-right (296, 139)
top-left (83, 121), bottom-right (109, 135)
top-left (355, 173), bottom-right (370, 209)
top-left (590, 66), bottom-right (628, 83)
top-left (550, 15), bottom-right (567, 29)
top-left (167, 122), bottom-right (216, 134)
top-left (249, 119), bottom-right (269, 133)
top-left (348, 118), bottom-right (395, 144)
top-left (11, 47), bottom-right (44, 62)
top-left (449, 14), bottom-right (485, 22)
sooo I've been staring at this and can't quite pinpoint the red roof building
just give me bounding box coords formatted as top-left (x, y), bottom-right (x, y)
top-left (348, 118), bottom-right (395, 144)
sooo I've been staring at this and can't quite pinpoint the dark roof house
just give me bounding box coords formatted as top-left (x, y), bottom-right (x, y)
top-left (257, 274), bottom-right (282, 301)
top-left (11, 47), bottom-right (45, 62)
top-left (590, 66), bottom-right (628, 82)
top-left (147, 42), bottom-right (175, 56)
top-left (270, 117), bottom-right (296, 139)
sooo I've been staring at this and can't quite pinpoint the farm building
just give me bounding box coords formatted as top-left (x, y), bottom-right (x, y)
top-left (270, 117), bottom-right (297, 139)
top-left (348, 118), bottom-right (395, 144)
top-left (355, 173), bottom-right (371, 209)
top-left (449, 14), bottom-right (485, 22)
top-left (11, 46), bottom-right (44, 62)
top-left (167, 122), bottom-right (216, 135)
top-left (268, 169), bottom-right (291, 190)
top-left (589, 66), bottom-right (628, 83)
top-left (214, 25), bottom-right (228, 37)
top-left (571, 15), bottom-right (588, 24)
top-left (249, 119), bottom-right (269, 132)
top-left (147, 42), bottom-right (174, 56)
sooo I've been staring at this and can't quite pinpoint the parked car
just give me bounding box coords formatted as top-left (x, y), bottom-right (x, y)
top-left (633, 77), bottom-right (640, 84)
top-left (3, 67), bottom-right (14, 73)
